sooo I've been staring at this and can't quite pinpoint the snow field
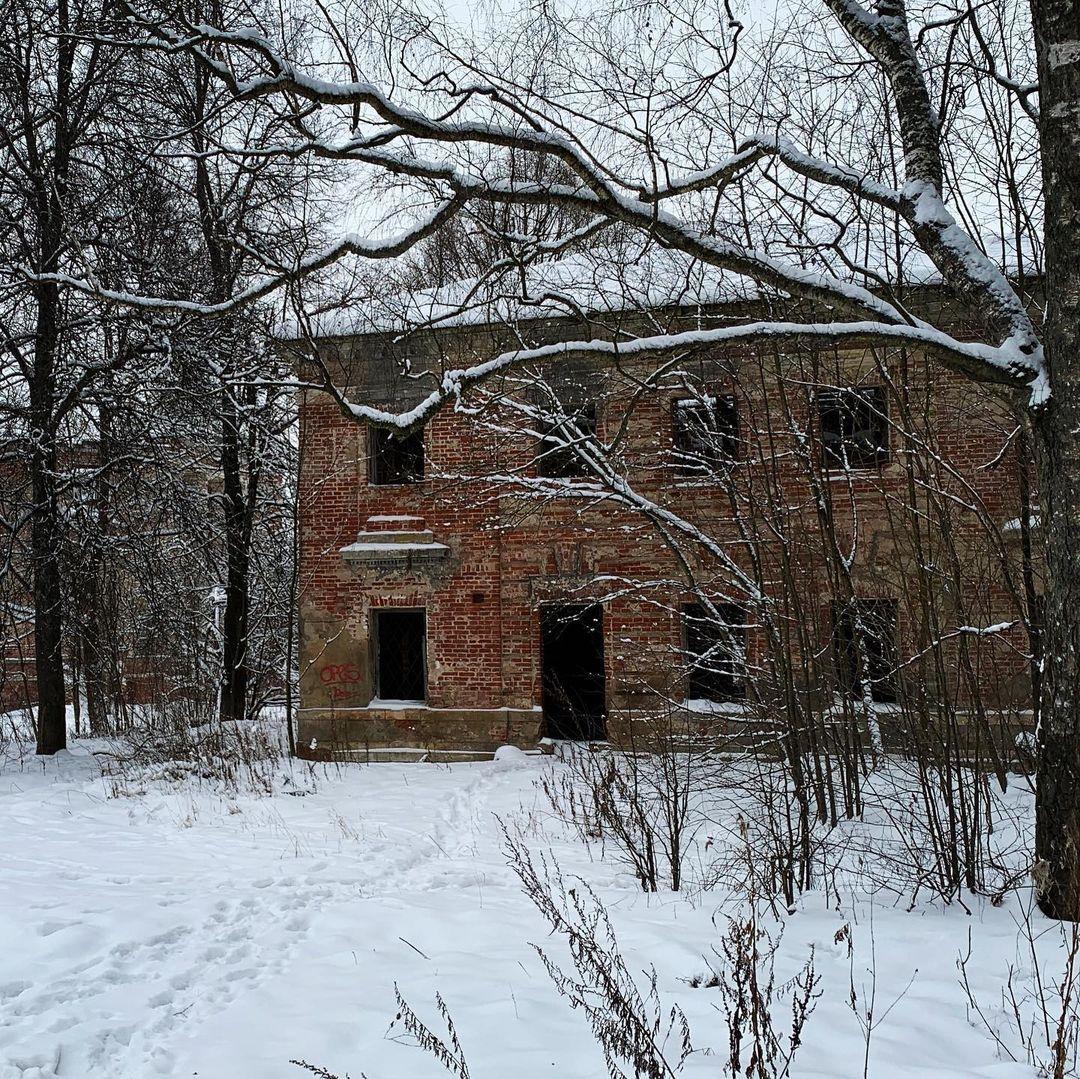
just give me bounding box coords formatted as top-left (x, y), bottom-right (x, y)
top-left (0, 741), bottom-right (1061, 1078)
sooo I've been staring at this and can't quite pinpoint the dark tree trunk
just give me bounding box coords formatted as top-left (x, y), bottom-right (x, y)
top-left (1030, 0), bottom-right (1080, 919)
top-left (189, 68), bottom-right (257, 726)
top-left (29, 281), bottom-right (67, 756)
top-left (284, 403), bottom-right (301, 758)
top-left (26, 0), bottom-right (76, 756)
top-left (218, 384), bottom-right (253, 724)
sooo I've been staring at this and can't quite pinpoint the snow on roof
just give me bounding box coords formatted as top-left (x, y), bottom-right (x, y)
top-left (278, 242), bottom-right (753, 341)
top-left (276, 231), bottom-right (1036, 344)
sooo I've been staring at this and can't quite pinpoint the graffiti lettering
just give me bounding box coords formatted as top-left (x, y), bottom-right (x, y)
top-left (320, 663), bottom-right (361, 685)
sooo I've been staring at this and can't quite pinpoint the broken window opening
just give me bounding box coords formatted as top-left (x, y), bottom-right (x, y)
top-left (817, 387), bottom-right (889, 470)
top-left (832, 598), bottom-right (898, 704)
top-left (540, 603), bottom-right (606, 740)
top-left (682, 602), bottom-right (747, 702)
top-left (371, 426), bottom-right (424, 485)
top-left (672, 395), bottom-right (739, 476)
top-left (537, 405), bottom-right (598, 479)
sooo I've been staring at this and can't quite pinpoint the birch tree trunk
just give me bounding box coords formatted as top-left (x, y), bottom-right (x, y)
top-left (1031, 0), bottom-right (1080, 919)
top-left (218, 380), bottom-right (253, 724)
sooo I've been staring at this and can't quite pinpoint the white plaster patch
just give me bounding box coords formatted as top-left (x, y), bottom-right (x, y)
top-left (1049, 100), bottom-right (1080, 120)
top-left (1047, 41), bottom-right (1080, 68)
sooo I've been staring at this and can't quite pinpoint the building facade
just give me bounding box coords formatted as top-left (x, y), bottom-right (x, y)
top-left (292, 299), bottom-right (1037, 761)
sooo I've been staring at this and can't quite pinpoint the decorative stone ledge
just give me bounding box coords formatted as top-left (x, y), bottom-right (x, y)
top-left (340, 514), bottom-right (450, 568)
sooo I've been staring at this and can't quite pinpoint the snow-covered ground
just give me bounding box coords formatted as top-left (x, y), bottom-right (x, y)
top-left (0, 734), bottom-right (1066, 1079)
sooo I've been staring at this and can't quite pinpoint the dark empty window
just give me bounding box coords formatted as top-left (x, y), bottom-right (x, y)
top-left (832, 598), bottom-right (898, 704)
top-left (682, 602), bottom-right (747, 701)
top-left (672, 396), bottom-right (739, 476)
top-left (538, 406), bottom-right (597, 479)
top-left (371, 426), bottom-right (424, 485)
top-left (374, 609), bottom-right (426, 701)
top-left (818, 387), bottom-right (889, 470)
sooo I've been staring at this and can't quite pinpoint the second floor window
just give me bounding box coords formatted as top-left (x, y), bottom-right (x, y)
top-left (682, 602), bottom-right (747, 701)
top-left (538, 405), bottom-right (597, 479)
top-left (817, 387), bottom-right (889, 470)
top-left (371, 426), bottom-right (424, 485)
top-left (672, 395), bottom-right (739, 476)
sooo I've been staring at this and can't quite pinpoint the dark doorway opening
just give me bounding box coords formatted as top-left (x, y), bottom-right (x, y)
top-left (540, 603), bottom-right (606, 740)
top-left (374, 608), bottom-right (426, 701)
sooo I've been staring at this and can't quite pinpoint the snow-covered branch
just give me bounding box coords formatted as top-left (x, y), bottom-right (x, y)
top-left (26, 197), bottom-right (463, 316)
top-left (317, 318), bottom-right (1039, 443)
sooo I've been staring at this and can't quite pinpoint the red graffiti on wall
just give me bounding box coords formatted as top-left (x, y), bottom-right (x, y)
top-left (320, 662), bottom-right (361, 699)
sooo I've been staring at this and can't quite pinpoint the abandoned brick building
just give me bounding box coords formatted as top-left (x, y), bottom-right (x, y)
top-left (290, 281), bottom-right (1037, 761)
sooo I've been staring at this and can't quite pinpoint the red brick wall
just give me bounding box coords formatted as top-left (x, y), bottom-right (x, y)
top-left (297, 343), bottom-right (1036, 744)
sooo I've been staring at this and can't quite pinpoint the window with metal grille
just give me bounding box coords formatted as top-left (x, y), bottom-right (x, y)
top-left (374, 609), bottom-right (426, 701)
top-left (832, 598), bottom-right (898, 704)
top-left (538, 405), bottom-right (597, 478)
top-left (370, 426), bottom-right (424, 485)
top-left (817, 387), bottom-right (889, 470)
top-left (672, 396), bottom-right (739, 476)
top-left (682, 602), bottom-right (747, 701)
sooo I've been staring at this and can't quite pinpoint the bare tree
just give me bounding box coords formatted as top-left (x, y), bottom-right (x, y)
top-left (128, 0), bottom-right (321, 724)
top-left (0, 0), bottom-right (164, 752)
top-left (44, 0), bottom-right (1080, 914)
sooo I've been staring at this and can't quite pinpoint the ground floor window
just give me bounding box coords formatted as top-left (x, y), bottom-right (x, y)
top-left (832, 598), bottom-right (898, 703)
top-left (374, 608), bottom-right (426, 701)
top-left (682, 602), bottom-right (747, 701)
top-left (540, 603), bottom-right (606, 740)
